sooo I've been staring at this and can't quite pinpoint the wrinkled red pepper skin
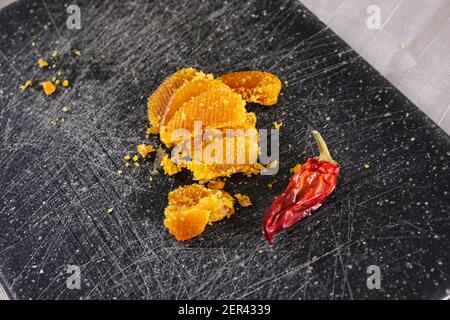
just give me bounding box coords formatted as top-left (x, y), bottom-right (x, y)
top-left (263, 158), bottom-right (339, 244)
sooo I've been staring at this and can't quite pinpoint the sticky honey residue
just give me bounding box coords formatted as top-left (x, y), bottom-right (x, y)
top-left (164, 184), bottom-right (235, 240)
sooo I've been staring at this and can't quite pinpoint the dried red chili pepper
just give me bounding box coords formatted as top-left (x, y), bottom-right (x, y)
top-left (263, 130), bottom-right (339, 244)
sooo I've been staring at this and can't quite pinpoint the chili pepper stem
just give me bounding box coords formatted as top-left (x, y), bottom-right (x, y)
top-left (311, 130), bottom-right (337, 164)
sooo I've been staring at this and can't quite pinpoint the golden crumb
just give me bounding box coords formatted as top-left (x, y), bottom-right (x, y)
top-left (134, 162), bottom-right (140, 167)
top-left (117, 169), bottom-right (123, 175)
top-left (284, 80), bottom-right (289, 86)
top-left (20, 80), bottom-right (32, 91)
top-left (106, 207), bottom-right (114, 214)
top-left (146, 127), bottom-right (158, 135)
top-left (31, 42), bottom-right (36, 47)
top-left (49, 119), bottom-right (57, 126)
top-left (267, 182), bottom-right (273, 189)
top-left (137, 144), bottom-right (155, 158)
top-left (40, 81), bottom-right (56, 95)
top-left (363, 163), bottom-right (370, 169)
top-left (273, 121), bottom-right (283, 129)
top-left (124, 154), bottom-right (131, 161)
top-left (62, 106), bottom-right (70, 113)
top-left (74, 50), bottom-right (81, 57)
top-left (290, 163), bottom-right (302, 174)
top-left (57, 71), bottom-right (62, 76)
top-left (51, 50), bottom-right (58, 58)
top-left (207, 180), bottom-right (225, 189)
top-left (125, 162), bottom-right (130, 167)
top-left (132, 155), bottom-right (139, 162)
top-left (55, 79), bottom-right (60, 84)
top-left (234, 194), bottom-right (252, 207)
top-left (62, 80), bottom-right (69, 87)
top-left (37, 58), bottom-right (49, 68)
top-left (161, 155), bottom-right (182, 176)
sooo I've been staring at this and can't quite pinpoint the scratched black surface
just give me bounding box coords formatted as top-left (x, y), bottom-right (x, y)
top-left (0, 0), bottom-right (449, 300)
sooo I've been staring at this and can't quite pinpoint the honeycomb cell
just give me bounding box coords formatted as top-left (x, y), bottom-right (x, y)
top-left (160, 87), bottom-right (248, 146)
top-left (160, 78), bottom-right (231, 127)
top-left (218, 71), bottom-right (282, 106)
top-left (147, 68), bottom-right (203, 130)
top-left (164, 184), bottom-right (235, 240)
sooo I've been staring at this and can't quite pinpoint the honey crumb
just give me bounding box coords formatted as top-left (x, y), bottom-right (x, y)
top-left (40, 81), bottom-right (56, 95)
top-left (290, 163), bottom-right (302, 173)
top-left (62, 80), bottom-right (70, 87)
top-left (106, 207), bottom-right (114, 214)
top-left (273, 121), bottom-right (283, 129)
top-left (234, 194), bottom-right (252, 207)
top-left (124, 154), bottom-right (131, 161)
top-left (267, 182), bottom-right (273, 189)
top-left (62, 106), bottom-right (70, 113)
top-left (161, 155), bottom-right (182, 176)
top-left (51, 50), bottom-right (58, 58)
top-left (132, 155), bottom-right (139, 162)
top-left (146, 127), bottom-right (158, 135)
top-left (134, 162), bottom-right (140, 167)
top-left (20, 80), bottom-right (32, 91)
top-left (207, 180), bottom-right (225, 189)
top-left (31, 42), bottom-right (36, 47)
top-left (117, 169), bottom-right (123, 175)
top-left (74, 50), bottom-right (81, 57)
top-left (363, 163), bottom-right (370, 169)
top-left (125, 162), bottom-right (130, 167)
top-left (137, 144), bottom-right (155, 158)
top-left (37, 58), bottom-right (49, 68)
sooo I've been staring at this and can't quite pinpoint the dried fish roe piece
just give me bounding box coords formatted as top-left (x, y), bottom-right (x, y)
top-left (147, 68), bottom-right (204, 130)
top-left (218, 71), bottom-right (282, 106)
top-left (164, 184), bottom-right (235, 240)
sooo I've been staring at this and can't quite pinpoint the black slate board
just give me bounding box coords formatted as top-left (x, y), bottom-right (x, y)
top-left (0, 0), bottom-right (449, 300)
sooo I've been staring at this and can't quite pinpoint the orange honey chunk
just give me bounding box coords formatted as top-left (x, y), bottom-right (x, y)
top-left (164, 184), bottom-right (235, 240)
top-left (147, 68), bottom-right (203, 130)
top-left (160, 87), bottom-right (249, 146)
top-left (161, 78), bottom-right (231, 127)
top-left (218, 71), bottom-right (282, 106)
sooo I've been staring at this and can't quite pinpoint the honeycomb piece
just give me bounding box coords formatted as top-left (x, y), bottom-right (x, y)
top-left (147, 68), bottom-right (203, 130)
top-left (164, 184), bottom-right (235, 240)
top-left (160, 78), bottom-right (231, 127)
top-left (218, 71), bottom-right (282, 106)
top-left (185, 129), bottom-right (261, 180)
top-left (160, 87), bottom-right (249, 146)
